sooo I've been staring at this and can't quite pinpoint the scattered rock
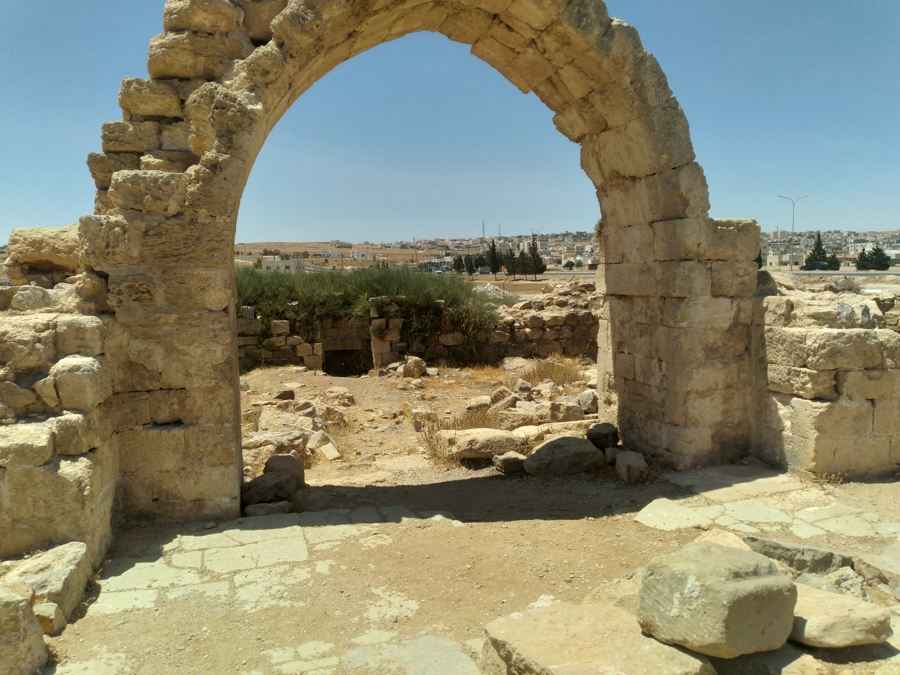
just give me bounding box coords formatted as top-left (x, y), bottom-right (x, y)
top-left (523, 436), bottom-right (606, 476)
top-left (796, 567), bottom-right (868, 600)
top-left (263, 454), bottom-right (305, 487)
top-left (308, 430), bottom-right (341, 461)
top-left (404, 356), bottom-right (426, 378)
top-left (490, 386), bottom-right (512, 404)
top-left (693, 530), bottom-right (753, 552)
top-left (0, 585), bottom-right (48, 674)
top-left (244, 501), bottom-right (292, 517)
top-left (323, 386), bottom-right (354, 406)
top-left (616, 450), bottom-right (648, 484)
top-left (241, 471), bottom-right (298, 505)
top-left (492, 451), bottom-right (526, 474)
top-left (577, 389), bottom-right (599, 414)
top-left (33, 602), bottom-right (66, 636)
top-left (425, 367), bottom-right (440, 377)
top-left (638, 542), bottom-right (797, 658)
top-left (604, 446), bottom-right (621, 463)
top-left (707, 643), bottom-right (829, 675)
top-left (273, 389), bottom-right (295, 400)
top-left (435, 429), bottom-right (522, 460)
top-left (548, 395), bottom-right (583, 421)
top-left (514, 378), bottom-right (532, 393)
top-left (582, 568), bottom-right (644, 614)
top-left (586, 422), bottom-right (618, 449)
top-left (483, 602), bottom-right (715, 675)
top-left (239, 378), bottom-right (250, 391)
top-left (790, 583), bottom-right (892, 648)
top-left (466, 395), bottom-right (491, 412)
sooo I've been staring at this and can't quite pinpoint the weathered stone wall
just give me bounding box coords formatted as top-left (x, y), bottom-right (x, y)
top-left (754, 289), bottom-right (900, 477)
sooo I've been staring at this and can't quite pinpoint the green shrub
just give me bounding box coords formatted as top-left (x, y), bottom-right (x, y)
top-left (235, 267), bottom-right (515, 345)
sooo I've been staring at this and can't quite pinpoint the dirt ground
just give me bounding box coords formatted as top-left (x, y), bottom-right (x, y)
top-left (44, 361), bottom-right (900, 674)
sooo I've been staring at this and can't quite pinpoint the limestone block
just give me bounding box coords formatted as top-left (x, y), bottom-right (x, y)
top-left (108, 169), bottom-right (189, 216)
top-left (119, 77), bottom-right (182, 119)
top-left (6, 224), bottom-right (80, 283)
top-left (0, 380), bottom-right (37, 412)
top-left (656, 260), bottom-right (711, 298)
top-left (767, 365), bottom-right (837, 400)
top-left (49, 412), bottom-right (98, 456)
top-left (0, 423), bottom-right (53, 468)
top-left (236, 0), bottom-right (288, 42)
top-left (765, 327), bottom-right (808, 368)
top-left (33, 377), bottom-right (60, 408)
top-left (711, 261), bottom-right (758, 298)
top-left (439, 331), bottom-right (466, 346)
top-left (792, 397), bottom-right (873, 440)
top-left (140, 150), bottom-right (198, 173)
top-left (0, 314), bottom-right (57, 373)
top-left (605, 262), bottom-right (656, 296)
top-left (148, 31), bottom-right (253, 80)
top-left (600, 165), bottom-right (708, 231)
top-left (263, 454), bottom-right (305, 486)
top-left (437, 7), bottom-right (493, 46)
top-left (502, 42), bottom-right (556, 93)
top-left (56, 315), bottom-right (106, 357)
top-left (435, 429), bottom-right (522, 460)
top-left (524, 436), bottom-right (606, 475)
top-left (743, 537), bottom-right (853, 576)
top-left (0, 585), bottom-right (48, 674)
top-left (662, 297), bottom-right (733, 329)
top-left (603, 222), bottom-right (654, 264)
top-left (10, 286), bottom-right (58, 311)
top-left (242, 470), bottom-right (297, 505)
top-left (4, 542), bottom-right (90, 618)
top-left (805, 329), bottom-right (883, 371)
top-left (615, 449), bottom-right (647, 483)
top-left (707, 643), bottom-right (829, 675)
top-left (492, 450), bottom-right (526, 474)
top-left (161, 121), bottom-right (192, 152)
top-left (701, 218), bottom-right (760, 262)
top-left (164, 0), bottom-right (243, 34)
top-left (790, 584), bottom-right (892, 648)
top-left (484, 602), bottom-right (714, 675)
top-left (86, 151), bottom-right (141, 190)
top-left (874, 398), bottom-right (900, 435)
top-left (33, 602), bottom-right (66, 636)
top-left (101, 121), bottom-right (160, 153)
top-left (637, 542), bottom-right (797, 658)
top-left (591, 98), bottom-right (695, 179)
top-left (50, 355), bottom-right (111, 412)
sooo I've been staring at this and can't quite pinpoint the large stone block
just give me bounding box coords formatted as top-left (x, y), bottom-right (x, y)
top-left (656, 260), bottom-right (711, 298)
top-left (435, 429), bottom-right (522, 460)
top-left (523, 436), bottom-right (605, 475)
top-left (836, 369), bottom-right (900, 401)
top-left (0, 423), bottom-right (53, 468)
top-left (600, 164), bottom-right (709, 230)
top-left (108, 169), bottom-right (189, 216)
top-left (484, 602), bottom-right (714, 675)
top-left (164, 0), bottom-right (243, 34)
top-left (638, 541), bottom-right (797, 658)
top-left (765, 327), bottom-right (808, 368)
top-left (56, 315), bottom-right (106, 357)
top-left (50, 355), bottom-right (111, 412)
top-left (791, 584), bottom-right (892, 648)
top-left (767, 365), bottom-right (837, 400)
top-left (119, 77), bottom-right (183, 119)
top-left (148, 31), bottom-right (253, 80)
top-left (805, 329), bottom-right (883, 371)
top-left (791, 397), bottom-right (873, 440)
top-left (101, 121), bottom-right (160, 153)
top-left (6, 224), bottom-right (80, 284)
top-left (4, 542), bottom-right (91, 618)
top-left (86, 152), bottom-right (141, 190)
top-left (236, 0), bottom-right (289, 42)
top-left (0, 586), bottom-right (48, 675)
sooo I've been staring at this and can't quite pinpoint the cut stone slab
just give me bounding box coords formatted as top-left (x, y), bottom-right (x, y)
top-left (791, 583), bottom-right (892, 648)
top-left (638, 541), bottom-right (798, 658)
top-left (0, 585), bottom-right (49, 673)
top-left (4, 541), bottom-right (90, 618)
top-left (435, 428), bottom-right (522, 460)
top-left (794, 502), bottom-right (861, 524)
top-left (523, 436), bottom-right (606, 476)
top-left (744, 537), bottom-right (853, 575)
top-left (666, 466), bottom-right (803, 503)
top-left (483, 602), bottom-right (715, 675)
top-left (635, 498), bottom-right (713, 531)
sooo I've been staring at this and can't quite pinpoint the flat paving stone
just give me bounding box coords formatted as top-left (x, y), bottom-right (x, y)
top-left (90, 590), bottom-right (159, 615)
top-left (723, 499), bottom-right (793, 525)
top-left (795, 502), bottom-right (862, 523)
top-left (665, 466), bottom-right (803, 503)
top-left (99, 556), bottom-right (204, 591)
top-left (634, 498), bottom-right (713, 531)
top-left (791, 520), bottom-right (827, 539)
top-left (816, 515), bottom-right (877, 538)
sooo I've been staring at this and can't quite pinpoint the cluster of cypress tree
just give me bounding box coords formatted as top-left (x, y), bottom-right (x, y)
top-left (804, 232), bottom-right (841, 270)
top-left (855, 243), bottom-right (892, 271)
top-left (453, 235), bottom-right (547, 281)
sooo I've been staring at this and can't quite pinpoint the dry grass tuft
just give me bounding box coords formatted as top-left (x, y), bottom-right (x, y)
top-left (508, 355), bottom-right (588, 390)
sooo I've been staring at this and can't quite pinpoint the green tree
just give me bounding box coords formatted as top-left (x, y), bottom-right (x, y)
top-left (464, 254), bottom-right (476, 277)
top-left (805, 231), bottom-right (828, 265)
top-left (474, 254), bottom-right (486, 269)
top-left (563, 260), bottom-right (575, 271)
top-left (453, 255), bottom-right (465, 275)
top-left (488, 239), bottom-right (502, 279)
top-left (574, 259), bottom-right (583, 268)
top-left (858, 243), bottom-right (891, 271)
top-left (527, 234), bottom-right (546, 281)
top-left (253, 257), bottom-right (262, 269)
top-left (827, 253), bottom-right (841, 270)
top-left (755, 251), bottom-right (763, 269)
top-left (503, 248), bottom-right (518, 280)
top-left (299, 251), bottom-right (310, 259)
top-left (518, 249), bottom-right (531, 279)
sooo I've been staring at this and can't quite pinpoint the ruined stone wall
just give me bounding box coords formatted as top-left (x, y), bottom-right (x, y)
top-left (755, 291), bottom-right (900, 477)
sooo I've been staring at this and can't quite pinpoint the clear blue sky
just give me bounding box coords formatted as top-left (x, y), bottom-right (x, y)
top-left (1, 1), bottom-right (898, 245)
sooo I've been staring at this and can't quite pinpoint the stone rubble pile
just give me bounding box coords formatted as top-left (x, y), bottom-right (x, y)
top-left (484, 531), bottom-right (898, 674)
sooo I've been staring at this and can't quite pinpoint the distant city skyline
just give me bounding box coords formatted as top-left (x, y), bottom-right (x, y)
top-left (1, 1), bottom-right (898, 244)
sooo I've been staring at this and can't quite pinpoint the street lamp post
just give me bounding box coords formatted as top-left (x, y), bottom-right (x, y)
top-left (778, 195), bottom-right (808, 272)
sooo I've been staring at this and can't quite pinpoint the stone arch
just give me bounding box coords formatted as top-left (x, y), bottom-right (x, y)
top-left (76, 0), bottom-right (760, 522)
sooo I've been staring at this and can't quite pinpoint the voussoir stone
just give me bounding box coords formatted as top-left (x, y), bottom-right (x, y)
top-left (790, 583), bottom-right (892, 648)
top-left (435, 429), bottom-right (521, 460)
top-left (483, 602), bottom-right (715, 675)
top-left (524, 436), bottom-right (606, 476)
top-left (637, 541), bottom-right (797, 658)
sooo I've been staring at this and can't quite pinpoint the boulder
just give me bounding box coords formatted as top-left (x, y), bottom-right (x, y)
top-left (263, 454), bottom-right (305, 486)
top-left (308, 430), bottom-right (341, 461)
top-left (11, 286), bottom-right (57, 311)
top-left (466, 395), bottom-right (491, 411)
top-left (604, 446), bottom-right (621, 463)
top-left (33, 602), bottom-right (66, 636)
top-left (577, 389), bottom-right (599, 414)
top-left (0, 585), bottom-right (48, 674)
top-left (790, 583), bottom-right (892, 648)
top-left (514, 378), bottom-right (532, 393)
top-left (0, 422), bottom-right (54, 468)
top-left (586, 422), bottom-right (619, 449)
top-left (435, 429), bottom-right (521, 460)
top-left (404, 356), bottom-right (426, 378)
top-left (241, 471), bottom-right (297, 505)
top-left (524, 437), bottom-right (606, 476)
top-left (3, 541), bottom-right (90, 618)
top-left (323, 386), bottom-right (354, 406)
top-left (707, 643), bottom-right (829, 675)
top-left (638, 541), bottom-right (797, 658)
top-left (490, 386), bottom-right (513, 404)
top-left (273, 389), bottom-right (295, 400)
top-left (549, 395), bottom-right (584, 421)
top-left (49, 355), bottom-right (111, 411)
top-left (492, 451), bottom-right (526, 474)
top-left (616, 450), bottom-right (648, 484)
top-left (484, 602), bottom-right (715, 675)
